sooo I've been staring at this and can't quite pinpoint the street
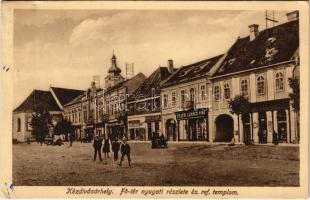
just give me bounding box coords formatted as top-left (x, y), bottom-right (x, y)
top-left (13, 142), bottom-right (299, 186)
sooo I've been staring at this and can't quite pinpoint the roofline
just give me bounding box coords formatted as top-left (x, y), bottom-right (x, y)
top-left (161, 74), bottom-right (210, 89)
top-left (161, 54), bottom-right (225, 88)
top-left (63, 93), bottom-right (85, 107)
top-left (49, 87), bottom-right (64, 110)
top-left (50, 86), bottom-right (84, 93)
top-left (104, 73), bottom-right (146, 95)
top-left (13, 110), bottom-right (63, 114)
top-left (104, 84), bottom-right (126, 95)
top-left (210, 60), bottom-right (296, 80)
top-left (236, 19), bottom-right (298, 42)
top-left (208, 37), bottom-right (240, 76)
top-left (64, 100), bottom-right (82, 107)
top-left (128, 95), bottom-right (160, 104)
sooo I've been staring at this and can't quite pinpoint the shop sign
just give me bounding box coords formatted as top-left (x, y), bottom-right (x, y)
top-left (86, 125), bottom-right (94, 129)
top-left (175, 108), bottom-right (208, 120)
top-left (107, 121), bottom-right (124, 126)
top-left (128, 120), bottom-right (141, 127)
top-left (145, 115), bottom-right (161, 122)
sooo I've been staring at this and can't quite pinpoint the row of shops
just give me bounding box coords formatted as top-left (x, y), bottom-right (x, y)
top-left (66, 99), bottom-right (296, 144)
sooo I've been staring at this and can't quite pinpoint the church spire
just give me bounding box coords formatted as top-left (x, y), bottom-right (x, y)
top-left (108, 52), bottom-right (121, 74)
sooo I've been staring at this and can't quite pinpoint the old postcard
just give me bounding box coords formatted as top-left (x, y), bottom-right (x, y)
top-left (0, 1), bottom-right (308, 199)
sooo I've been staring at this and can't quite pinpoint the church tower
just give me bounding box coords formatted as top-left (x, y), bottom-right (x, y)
top-left (105, 53), bottom-right (125, 88)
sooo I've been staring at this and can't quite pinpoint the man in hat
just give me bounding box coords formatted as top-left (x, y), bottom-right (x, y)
top-left (118, 138), bottom-right (131, 167)
top-left (112, 138), bottom-right (120, 161)
top-left (93, 136), bottom-right (102, 161)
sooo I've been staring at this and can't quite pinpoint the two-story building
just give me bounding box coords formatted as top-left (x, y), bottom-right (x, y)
top-left (126, 60), bottom-right (176, 140)
top-left (160, 55), bottom-right (223, 141)
top-left (210, 11), bottom-right (299, 144)
top-left (104, 54), bottom-right (146, 140)
top-left (63, 80), bottom-right (105, 140)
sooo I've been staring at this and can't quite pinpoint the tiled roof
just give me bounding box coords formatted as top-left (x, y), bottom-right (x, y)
top-left (13, 90), bottom-right (61, 112)
top-left (129, 67), bottom-right (175, 100)
top-left (64, 94), bottom-right (85, 107)
top-left (162, 54), bottom-right (223, 87)
top-left (214, 20), bottom-right (299, 76)
top-left (50, 87), bottom-right (85, 106)
top-left (105, 73), bottom-right (146, 95)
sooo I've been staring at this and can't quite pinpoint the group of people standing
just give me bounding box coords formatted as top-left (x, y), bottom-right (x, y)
top-left (93, 136), bottom-right (131, 167)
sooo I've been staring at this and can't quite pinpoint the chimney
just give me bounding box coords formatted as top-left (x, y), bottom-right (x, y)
top-left (168, 59), bottom-right (174, 73)
top-left (91, 81), bottom-right (96, 92)
top-left (286, 11), bottom-right (299, 22)
top-left (248, 24), bottom-right (259, 41)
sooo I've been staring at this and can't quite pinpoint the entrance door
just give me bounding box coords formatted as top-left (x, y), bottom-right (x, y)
top-left (277, 109), bottom-right (287, 142)
top-left (242, 114), bottom-right (251, 144)
top-left (166, 119), bottom-right (176, 141)
top-left (129, 129), bottom-right (135, 140)
top-left (258, 112), bottom-right (267, 144)
top-left (147, 123), bottom-right (152, 140)
top-left (188, 119), bottom-right (197, 141)
top-left (215, 115), bottom-right (234, 142)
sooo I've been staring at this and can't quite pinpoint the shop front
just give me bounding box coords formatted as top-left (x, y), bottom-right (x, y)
top-left (145, 115), bottom-right (161, 140)
top-left (246, 99), bottom-right (293, 144)
top-left (128, 120), bottom-right (146, 140)
top-left (106, 120), bottom-right (126, 140)
top-left (94, 123), bottom-right (105, 137)
top-left (84, 124), bottom-right (94, 142)
top-left (72, 125), bottom-right (82, 140)
top-left (175, 108), bottom-right (209, 141)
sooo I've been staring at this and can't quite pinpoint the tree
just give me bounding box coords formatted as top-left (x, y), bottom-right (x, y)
top-left (288, 77), bottom-right (300, 143)
top-left (54, 117), bottom-right (74, 141)
top-left (288, 77), bottom-right (300, 114)
top-left (228, 95), bottom-right (251, 143)
top-left (30, 108), bottom-right (53, 145)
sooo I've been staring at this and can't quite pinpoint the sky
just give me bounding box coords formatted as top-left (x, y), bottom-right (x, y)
top-left (13, 9), bottom-right (291, 108)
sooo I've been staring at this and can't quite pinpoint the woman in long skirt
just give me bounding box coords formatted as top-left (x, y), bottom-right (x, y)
top-left (102, 139), bottom-right (110, 158)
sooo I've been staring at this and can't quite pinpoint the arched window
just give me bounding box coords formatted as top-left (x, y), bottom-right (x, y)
top-left (241, 79), bottom-right (248, 97)
top-left (214, 85), bottom-right (220, 101)
top-left (224, 83), bottom-right (230, 99)
top-left (275, 72), bottom-right (284, 92)
top-left (17, 118), bottom-right (21, 132)
top-left (257, 75), bottom-right (265, 96)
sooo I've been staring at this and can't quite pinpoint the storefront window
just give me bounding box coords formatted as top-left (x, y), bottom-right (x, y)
top-left (277, 109), bottom-right (287, 142)
top-left (275, 72), bottom-right (284, 92)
